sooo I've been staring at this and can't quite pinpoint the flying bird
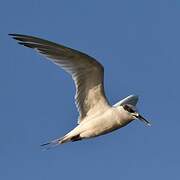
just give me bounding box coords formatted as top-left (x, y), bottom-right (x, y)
top-left (9, 33), bottom-right (151, 148)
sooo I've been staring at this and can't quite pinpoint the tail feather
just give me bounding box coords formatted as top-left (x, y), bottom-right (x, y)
top-left (41, 134), bottom-right (82, 150)
top-left (40, 137), bottom-right (65, 150)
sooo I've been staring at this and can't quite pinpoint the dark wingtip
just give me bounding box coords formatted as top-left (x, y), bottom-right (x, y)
top-left (8, 33), bottom-right (22, 41)
top-left (9, 33), bottom-right (18, 37)
top-left (18, 42), bottom-right (34, 48)
top-left (9, 34), bottom-right (37, 49)
top-left (40, 142), bottom-right (51, 147)
top-left (9, 33), bottom-right (23, 36)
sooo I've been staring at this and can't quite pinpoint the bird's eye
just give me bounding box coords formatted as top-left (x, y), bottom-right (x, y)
top-left (123, 105), bottom-right (135, 113)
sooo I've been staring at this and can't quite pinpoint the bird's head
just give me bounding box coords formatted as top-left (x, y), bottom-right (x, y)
top-left (122, 104), bottom-right (151, 126)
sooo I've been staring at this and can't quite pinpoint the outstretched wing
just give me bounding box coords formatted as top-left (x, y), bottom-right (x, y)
top-left (9, 34), bottom-right (110, 124)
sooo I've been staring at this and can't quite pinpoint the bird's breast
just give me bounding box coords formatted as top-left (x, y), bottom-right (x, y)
top-left (80, 108), bottom-right (125, 137)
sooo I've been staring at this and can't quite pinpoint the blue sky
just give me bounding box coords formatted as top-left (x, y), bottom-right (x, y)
top-left (1, 0), bottom-right (180, 179)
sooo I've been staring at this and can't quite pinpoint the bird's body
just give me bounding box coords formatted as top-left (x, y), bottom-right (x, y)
top-left (9, 33), bottom-right (151, 148)
top-left (60, 106), bottom-right (132, 144)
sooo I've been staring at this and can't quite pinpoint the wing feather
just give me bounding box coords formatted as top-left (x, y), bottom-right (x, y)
top-left (9, 34), bottom-right (110, 123)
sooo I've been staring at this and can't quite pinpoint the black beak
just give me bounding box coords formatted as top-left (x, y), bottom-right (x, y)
top-left (136, 114), bottom-right (151, 126)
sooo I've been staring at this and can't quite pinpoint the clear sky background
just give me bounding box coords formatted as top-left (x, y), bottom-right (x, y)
top-left (1, 0), bottom-right (180, 179)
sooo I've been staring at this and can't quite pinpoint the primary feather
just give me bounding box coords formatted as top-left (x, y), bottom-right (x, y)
top-left (9, 34), bottom-right (110, 124)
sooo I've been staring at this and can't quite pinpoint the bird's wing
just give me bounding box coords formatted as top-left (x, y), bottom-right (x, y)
top-left (10, 34), bottom-right (110, 124)
top-left (113, 95), bottom-right (139, 107)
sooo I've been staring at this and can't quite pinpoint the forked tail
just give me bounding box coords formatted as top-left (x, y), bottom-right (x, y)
top-left (41, 134), bottom-right (82, 150)
top-left (40, 136), bottom-right (68, 150)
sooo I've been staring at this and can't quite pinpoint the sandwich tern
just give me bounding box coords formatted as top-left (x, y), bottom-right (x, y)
top-left (9, 34), bottom-right (151, 148)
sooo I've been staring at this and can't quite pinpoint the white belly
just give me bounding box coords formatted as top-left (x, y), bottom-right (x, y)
top-left (76, 107), bottom-right (130, 138)
top-left (65, 107), bottom-right (132, 141)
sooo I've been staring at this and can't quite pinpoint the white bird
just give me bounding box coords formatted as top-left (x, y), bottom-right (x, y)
top-left (9, 33), bottom-right (151, 148)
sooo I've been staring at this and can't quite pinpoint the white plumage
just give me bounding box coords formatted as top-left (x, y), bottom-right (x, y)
top-left (9, 34), bottom-right (151, 148)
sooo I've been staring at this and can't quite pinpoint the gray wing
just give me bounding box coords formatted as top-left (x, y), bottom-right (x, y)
top-left (9, 34), bottom-right (110, 124)
top-left (113, 95), bottom-right (139, 107)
